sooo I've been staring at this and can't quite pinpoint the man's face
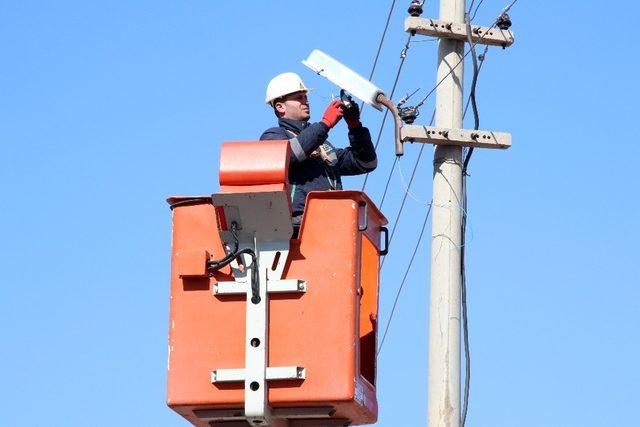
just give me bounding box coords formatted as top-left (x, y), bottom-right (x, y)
top-left (275, 91), bottom-right (310, 121)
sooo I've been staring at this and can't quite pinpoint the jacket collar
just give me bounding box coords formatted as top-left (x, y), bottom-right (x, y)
top-left (278, 117), bottom-right (309, 134)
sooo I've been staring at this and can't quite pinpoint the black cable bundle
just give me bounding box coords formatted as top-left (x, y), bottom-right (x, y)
top-left (207, 222), bottom-right (260, 304)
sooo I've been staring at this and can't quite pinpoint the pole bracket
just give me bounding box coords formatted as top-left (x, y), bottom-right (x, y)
top-left (405, 16), bottom-right (515, 47)
top-left (400, 125), bottom-right (511, 150)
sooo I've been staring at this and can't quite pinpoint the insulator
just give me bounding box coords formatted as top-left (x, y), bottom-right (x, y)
top-left (408, 0), bottom-right (423, 17)
top-left (398, 106), bottom-right (420, 125)
top-left (496, 12), bottom-right (512, 30)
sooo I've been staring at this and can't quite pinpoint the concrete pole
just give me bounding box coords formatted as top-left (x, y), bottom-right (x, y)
top-left (428, 0), bottom-right (465, 425)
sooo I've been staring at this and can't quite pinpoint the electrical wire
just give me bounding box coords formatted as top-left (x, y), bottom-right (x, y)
top-left (380, 146), bottom-right (426, 271)
top-left (413, 0), bottom-right (519, 110)
top-left (459, 13), bottom-right (480, 427)
top-left (378, 157), bottom-right (398, 210)
top-left (377, 200), bottom-right (432, 355)
top-left (379, 109), bottom-right (435, 269)
top-left (207, 222), bottom-right (260, 304)
top-left (168, 196), bottom-right (212, 210)
top-left (470, 0), bottom-right (487, 20)
top-left (359, 0), bottom-right (398, 115)
top-left (410, 37), bottom-right (438, 43)
top-left (467, 0), bottom-right (478, 15)
top-left (207, 222), bottom-right (240, 269)
top-left (376, 0), bottom-right (520, 360)
top-left (367, 0), bottom-right (398, 84)
top-left (462, 44), bottom-right (489, 119)
top-left (361, 32), bottom-right (414, 192)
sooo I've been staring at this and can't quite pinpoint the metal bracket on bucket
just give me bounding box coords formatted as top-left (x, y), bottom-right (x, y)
top-left (209, 191), bottom-right (306, 426)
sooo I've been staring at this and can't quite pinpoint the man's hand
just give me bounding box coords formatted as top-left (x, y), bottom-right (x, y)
top-left (321, 100), bottom-right (344, 129)
top-left (342, 101), bottom-right (361, 129)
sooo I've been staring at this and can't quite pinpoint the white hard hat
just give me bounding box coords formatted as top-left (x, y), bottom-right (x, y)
top-left (265, 72), bottom-right (310, 105)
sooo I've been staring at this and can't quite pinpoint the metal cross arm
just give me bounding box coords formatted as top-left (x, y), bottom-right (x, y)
top-left (405, 16), bottom-right (515, 47)
top-left (400, 125), bottom-right (511, 150)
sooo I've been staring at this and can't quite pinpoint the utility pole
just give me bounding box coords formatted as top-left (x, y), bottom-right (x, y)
top-left (401, 1), bottom-right (513, 424)
top-left (428, 0), bottom-right (465, 425)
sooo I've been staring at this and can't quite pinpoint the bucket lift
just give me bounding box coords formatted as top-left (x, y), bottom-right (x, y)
top-left (167, 140), bottom-right (387, 426)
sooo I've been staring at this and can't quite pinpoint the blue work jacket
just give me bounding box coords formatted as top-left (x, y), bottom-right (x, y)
top-left (260, 118), bottom-right (377, 218)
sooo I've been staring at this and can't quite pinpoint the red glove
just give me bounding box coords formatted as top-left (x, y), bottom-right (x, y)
top-left (321, 100), bottom-right (344, 129)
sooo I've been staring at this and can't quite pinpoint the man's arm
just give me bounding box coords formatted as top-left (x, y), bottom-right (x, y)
top-left (260, 123), bottom-right (330, 165)
top-left (259, 101), bottom-right (344, 165)
top-left (336, 124), bottom-right (378, 176)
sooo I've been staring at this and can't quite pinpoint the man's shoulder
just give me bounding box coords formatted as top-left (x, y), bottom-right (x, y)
top-left (260, 125), bottom-right (288, 141)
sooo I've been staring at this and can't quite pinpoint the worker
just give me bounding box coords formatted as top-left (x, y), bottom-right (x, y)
top-left (260, 72), bottom-right (377, 235)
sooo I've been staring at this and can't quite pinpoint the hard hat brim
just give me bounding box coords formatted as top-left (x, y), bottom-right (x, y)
top-left (266, 88), bottom-right (314, 105)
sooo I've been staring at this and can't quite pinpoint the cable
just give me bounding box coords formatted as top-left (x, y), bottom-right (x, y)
top-left (359, 0), bottom-right (398, 115)
top-left (467, 0), bottom-right (478, 15)
top-left (459, 13), bottom-right (480, 427)
top-left (410, 37), bottom-right (438, 43)
top-left (207, 222), bottom-right (240, 269)
top-left (414, 0), bottom-right (519, 110)
top-left (379, 109), bottom-right (435, 269)
top-left (376, 0), bottom-right (520, 362)
top-left (377, 31), bottom-right (489, 357)
top-left (470, 0), bottom-right (487, 21)
top-left (378, 157), bottom-right (398, 210)
top-left (464, 13), bottom-right (481, 172)
top-left (168, 196), bottom-right (212, 210)
top-left (207, 222), bottom-right (260, 304)
top-left (361, 32), bottom-right (414, 192)
top-left (377, 201), bottom-right (432, 355)
top-left (380, 147), bottom-right (426, 271)
top-left (367, 0), bottom-right (398, 83)
top-left (462, 44), bottom-right (489, 120)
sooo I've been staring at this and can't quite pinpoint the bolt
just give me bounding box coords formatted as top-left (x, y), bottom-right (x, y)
top-left (471, 133), bottom-right (479, 139)
top-left (442, 130), bottom-right (449, 138)
top-left (445, 23), bottom-right (452, 30)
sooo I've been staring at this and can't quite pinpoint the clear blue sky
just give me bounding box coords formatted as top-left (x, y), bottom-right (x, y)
top-left (2, 1), bottom-right (639, 426)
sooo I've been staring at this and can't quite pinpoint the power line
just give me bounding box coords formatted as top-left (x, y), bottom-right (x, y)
top-left (361, 32), bottom-right (414, 192)
top-left (376, 0), bottom-right (520, 362)
top-left (380, 109), bottom-right (435, 269)
top-left (460, 12), bottom-right (481, 427)
top-left (468, 0), bottom-right (477, 14)
top-left (378, 157), bottom-right (398, 210)
top-left (377, 200), bottom-right (433, 355)
top-left (367, 0), bottom-right (398, 82)
top-left (462, 44), bottom-right (489, 119)
top-left (459, 2), bottom-right (519, 423)
top-left (376, 41), bottom-right (489, 358)
top-left (413, 0), bottom-right (519, 110)
top-left (470, 0), bottom-right (486, 20)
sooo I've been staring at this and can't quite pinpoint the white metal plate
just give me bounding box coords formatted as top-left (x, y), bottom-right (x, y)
top-left (211, 191), bottom-right (293, 243)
